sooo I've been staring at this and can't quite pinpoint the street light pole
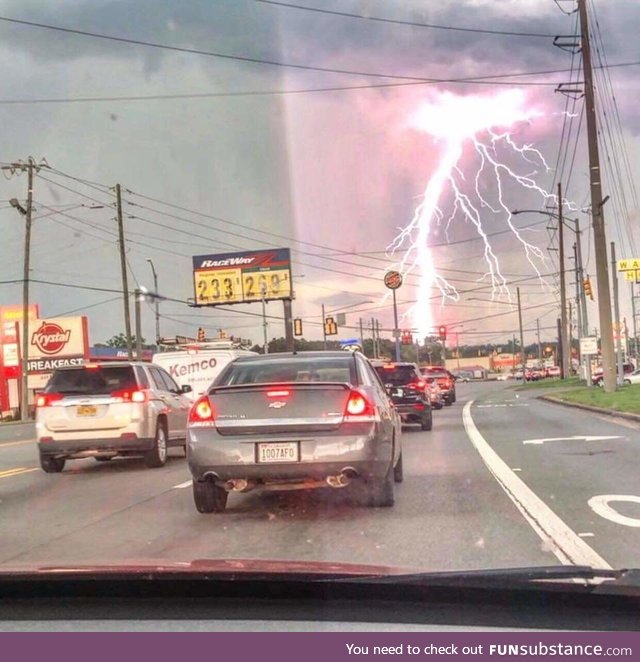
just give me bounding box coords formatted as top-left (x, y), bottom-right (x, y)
top-left (146, 258), bottom-right (160, 343)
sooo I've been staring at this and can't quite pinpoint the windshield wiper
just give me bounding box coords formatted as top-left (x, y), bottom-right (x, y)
top-left (325, 565), bottom-right (625, 586)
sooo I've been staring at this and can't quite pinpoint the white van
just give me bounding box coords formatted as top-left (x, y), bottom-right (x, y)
top-left (152, 343), bottom-right (257, 401)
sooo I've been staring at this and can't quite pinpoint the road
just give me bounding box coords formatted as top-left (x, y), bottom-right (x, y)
top-left (0, 381), bottom-right (638, 571)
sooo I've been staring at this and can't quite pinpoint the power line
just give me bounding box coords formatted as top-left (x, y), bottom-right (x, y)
top-left (254, 0), bottom-right (557, 37)
top-left (1, 15), bottom-right (638, 88)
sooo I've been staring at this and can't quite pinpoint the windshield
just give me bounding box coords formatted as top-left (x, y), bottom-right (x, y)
top-left (45, 366), bottom-right (137, 395)
top-left (1, 0), bottom-right (639, 599)
top-left (216, 356), bottom-right (357, 386)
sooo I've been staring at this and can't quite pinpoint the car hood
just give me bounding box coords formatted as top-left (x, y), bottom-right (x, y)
top-left (0, 558), bottom-right (415, 578)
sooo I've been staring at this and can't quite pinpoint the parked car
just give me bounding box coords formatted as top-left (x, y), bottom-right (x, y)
top-left (545, 366), bottom-right (561, 378)
top-left (370, 361), bottom-right (434, 428)
top-left (592, 362), bottom-right (635, 386)
top-left (36, 362), bottom-right (192, 473)
top-left (187, 351), bottom-right (403, 513)
top-left (420, 366), bottom-right (456, 405)
top-left (623, 368), bottom-right (640, 385)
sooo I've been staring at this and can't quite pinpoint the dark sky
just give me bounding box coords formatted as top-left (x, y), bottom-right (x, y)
top-left (0, 0), bottom-right (638, 346)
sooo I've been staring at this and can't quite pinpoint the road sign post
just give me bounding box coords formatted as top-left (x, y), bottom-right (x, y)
top-left (384, 271), bottom-right (403, 362)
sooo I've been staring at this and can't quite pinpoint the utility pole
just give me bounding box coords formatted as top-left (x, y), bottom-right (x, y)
top-left (322, 304), bottom-right (327, 351)
top-left (575, 218), bottom-right (592, 385)
top-left (611, 242), bottom-right (623, 385)
top-left (134, 289), bottom-right (143, 360)
top-left (376, 319), bottom-right (382, 359)
top-left (568, 302), bottom-right (573, 374)
top-left (573, 243), bottom-right (582, 376)
top-left (558, 183), bottom-right (569, 380)
top-left (359, 318), bottom-right (364, 356)
top-left (557, 318), bottom-right (563, 371)
top-left (370, 318), bottom-right (376, 358)
top-left (262, 297), bottom-right (269, 354)
top-left (517, 287), bottom-right (525, 375)
top-left (456, 333), bottom-right (460, 370)
top-left (146, 259), bottom-right (160, 343)
top-left (282, 299), bottom-right (294, 352)
top-left (578, 0), bottom-right (616, 392)
top-left (115, 184), bottom-right (133, 360)
top-left (536, 319), bottom-right (542, 365)
top-left (631, 283), bottom-right (638, 360)
top-left (2, 160), bottom-right (36, 421)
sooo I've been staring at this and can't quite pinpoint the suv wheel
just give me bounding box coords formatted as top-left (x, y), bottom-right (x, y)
top-left (393, 452), bottom-right (404, 483)
top-left (40, 454), bottom-right (65, 473)
top-left (144, 421), bottom-right (168, 468)
top-left (193, 479), bottom-right (228, 513)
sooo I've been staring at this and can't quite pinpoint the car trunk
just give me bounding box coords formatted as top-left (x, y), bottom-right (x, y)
top-left (209, 383), bottom-right (353, 436)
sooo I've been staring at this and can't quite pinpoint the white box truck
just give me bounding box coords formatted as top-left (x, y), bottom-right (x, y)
top-left (152, 342), bottom-right (258, 401)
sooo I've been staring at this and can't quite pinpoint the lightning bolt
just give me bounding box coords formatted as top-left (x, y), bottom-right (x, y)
top-left (387, 90), bottom-right (563, 338)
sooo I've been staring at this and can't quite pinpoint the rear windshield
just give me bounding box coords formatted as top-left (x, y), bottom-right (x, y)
top-left (44, 366), bottom-right (137, 395)
top-left (214, 357), bottom-right (357, 387)
top-left (373, 365), bottom-right (418, 385)
top-left (421, 369), bottom-right (449, 379)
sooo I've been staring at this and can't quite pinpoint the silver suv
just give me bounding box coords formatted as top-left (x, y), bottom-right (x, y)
top-left (36, 361), bottom-right (192, 472)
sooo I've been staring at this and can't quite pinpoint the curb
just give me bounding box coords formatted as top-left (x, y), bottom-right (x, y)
top-left (540, 394), bottom-right (640, 424)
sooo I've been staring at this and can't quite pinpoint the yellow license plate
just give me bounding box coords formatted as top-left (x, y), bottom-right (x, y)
top-left (77, 405), bottom-right (97, 417)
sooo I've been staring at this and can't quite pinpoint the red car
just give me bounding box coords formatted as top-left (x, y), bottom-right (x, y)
top-left (420, 366), bottom-right (456, 405)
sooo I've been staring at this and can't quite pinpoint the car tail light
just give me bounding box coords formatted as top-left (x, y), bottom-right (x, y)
top-left (344, 389), bottom-right (376, 421)
top-left (408, 380), bottom-right (426, 390)
top-left (111, 388), bottom-right (148, 403)
top-left (267, 389), bottom-right (290, 398)
top-left (414, 402), bottom-right (425, 410)
top-left (188, 395), bottom-right (216, 427)
top-left (36, 393), bottom-right (63, 407)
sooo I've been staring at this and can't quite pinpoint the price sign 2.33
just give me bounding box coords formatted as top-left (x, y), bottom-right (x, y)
top-left (196, 268), bottom-right (244, 305)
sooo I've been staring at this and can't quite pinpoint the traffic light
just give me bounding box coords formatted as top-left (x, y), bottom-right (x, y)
top-left (197, 327), bottom-right (205, 342)
top-left (324, 317), bottom-right (338, 335)
top-left (438, 325), bottom-right (447, 341)
top-left (293, 318), bottom-right (303, 336)
top-left (583, 277), bottom-right (594, 301)
top-left (401, 330), bottom-right (412, 345)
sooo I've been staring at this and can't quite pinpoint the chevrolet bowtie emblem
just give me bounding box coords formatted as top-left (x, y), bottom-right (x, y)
top-left (268, 401), bottom-right (287, 409)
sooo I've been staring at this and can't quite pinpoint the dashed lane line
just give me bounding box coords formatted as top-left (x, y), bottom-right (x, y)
top-left (463, 400), bottom-right (611, 569)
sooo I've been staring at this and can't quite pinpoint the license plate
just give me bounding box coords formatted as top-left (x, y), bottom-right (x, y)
top-left (77, 405), bottom-right (97, 417)
top-left (257, 442), bottom-right (299, 463)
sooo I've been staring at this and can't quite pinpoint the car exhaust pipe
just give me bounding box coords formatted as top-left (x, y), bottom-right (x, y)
top-left (325, 471), bottom-right (354, 489)
top-left (224, 478), bottom-right (254, 492)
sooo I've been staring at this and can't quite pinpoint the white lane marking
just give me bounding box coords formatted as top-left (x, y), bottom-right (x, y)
top-left (523, 435), bottom-right (622, 445)
top-left (512, 468), bottom-right (522, 472)
top-left (588, 495), bottom-right (640, 528)
top-left (579, 532), bottom-right (595, 538)
top-left (476, 404), bottom-right (529, 409)
top-left (463, 400), bottom-right (611, 569)
top-left (173, 480), bottom-right (192, 489)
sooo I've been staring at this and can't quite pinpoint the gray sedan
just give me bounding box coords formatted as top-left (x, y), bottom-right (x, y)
top-left (186, 351), bottom-right (402, 513)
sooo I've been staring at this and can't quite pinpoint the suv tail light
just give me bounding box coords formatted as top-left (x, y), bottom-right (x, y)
top-left (111, 388), bottom-right (148, 403)
top-left (36, 393), bottom-right (63, 408)
top-left (188, 395), bottom-right (216, 427)
top-left (344, 389), bottom-right (376, 421)
top-left (408, 380), bottom-right (426, 390)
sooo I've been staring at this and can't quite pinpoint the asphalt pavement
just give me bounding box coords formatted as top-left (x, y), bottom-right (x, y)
top-left (0, 381), bottom-right (638, 572)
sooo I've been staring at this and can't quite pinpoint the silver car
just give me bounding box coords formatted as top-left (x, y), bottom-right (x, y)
top-left (36, 361), bottom-right (192, 472)
top-left (187, 351), bottom-right (402, 513)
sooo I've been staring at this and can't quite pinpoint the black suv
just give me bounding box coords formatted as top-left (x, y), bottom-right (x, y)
top-left (371, 361), bottom-right (433, 431)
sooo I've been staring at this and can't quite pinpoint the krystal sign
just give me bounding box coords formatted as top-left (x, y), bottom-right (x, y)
top-left (18, 316), bottom-right (89, 373)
